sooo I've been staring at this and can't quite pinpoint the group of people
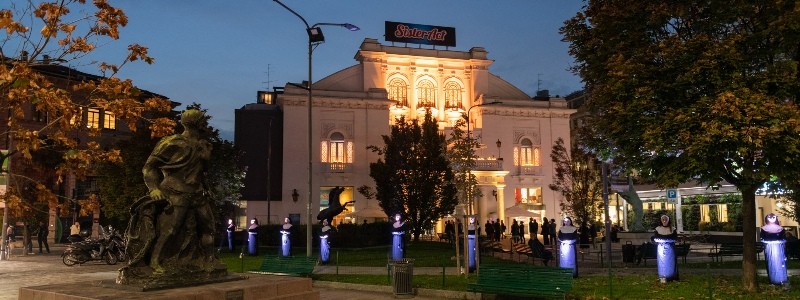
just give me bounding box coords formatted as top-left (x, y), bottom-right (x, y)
top-left (4, 221), bottom-right (51, 255)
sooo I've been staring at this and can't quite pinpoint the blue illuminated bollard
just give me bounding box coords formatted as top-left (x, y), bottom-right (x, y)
top-left (391, 213), bottom-right (407, 261)
top-left (226, 219), bottom-right (234, 252)
top-left (467, 231), bottom-right (477, 271)
top-left (247, 218), bottom-right (259, 256)
top-left (281, 217), bottom-right (293, 257)
top-left (762, 213), bottom-right (788, 286)
top-left (320, 220), bottom-right (332, 264)
top-left (652, 215), bottom-right (678, 282)
top-left (557, 216), bottom-right (579, 278)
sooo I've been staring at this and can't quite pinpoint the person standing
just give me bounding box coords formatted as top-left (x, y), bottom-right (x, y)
top-left (37, 221), bottom-right (49, 254)
top-left (518, 220), bottom-right (526, 244)
top-left (485, 220), bottom-right (494, 243)
top-left (499, 220), bottom-right (506, 240)
top-left (549, 219), bottom-right (558, 245)
top-left (510, 221), bottom-right (519, 243)
top-left (493, 220), bottom-right (501, 242)
top-left (530, 218), bottom-right (539, 242)
top-left (541, 217), bottom-right (550, 245)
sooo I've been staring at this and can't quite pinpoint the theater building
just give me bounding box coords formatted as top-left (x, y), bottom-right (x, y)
top-left (237, 29), bottom-right (576, 230)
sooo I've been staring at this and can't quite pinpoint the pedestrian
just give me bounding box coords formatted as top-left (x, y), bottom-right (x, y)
top-left (37, 221), bottom-right (49, 254)
top-left (530, 218), bottom-right (539, 242)
top-left (68, 221), bottom-right (81, 243)
top-left (518, 220), bottom-right (526, 244)
top-left (500, 220), bottom-right (506, 240)
top-left (589, 222), bottom-right (597, 245)
top-left (492, 220), bottom-right (501, 241)
top-left (550, 219), bottom-right (557, 245)
top-left (510, 220), bottom-right (519, 243)
top-left (6, 224), bottom-right (15, 255)
top-left (542, 217), bottom-right (550, 245)
top-left (485, 220), bottom-right (494, 242)
top-left (24, 223), bottom-right (33, 255)
top-left (579, 221), bottom-right (590, 249)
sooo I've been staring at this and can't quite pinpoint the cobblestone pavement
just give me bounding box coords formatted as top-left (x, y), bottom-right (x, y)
top-left (0, 245), bottom-right (443, 300)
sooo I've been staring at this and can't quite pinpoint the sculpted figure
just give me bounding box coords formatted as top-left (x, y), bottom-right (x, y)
top-left (618, 176), bottom-right (645, 232)
top-left (117, 109), bottom-right (227, 287)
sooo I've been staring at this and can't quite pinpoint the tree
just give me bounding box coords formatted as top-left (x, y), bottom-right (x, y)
top-left (0, 1), bottom-right (173, 238)
top-left (368, 111), bottom-right (458, 241)
top-left (548, 138), bottom-right (602, 226)
top-left (446, 118), bottom-right (481, 216)
top-left (97, 103), bottom-right (244, 229)
top-left (562, 1), bottom-right (800, 291)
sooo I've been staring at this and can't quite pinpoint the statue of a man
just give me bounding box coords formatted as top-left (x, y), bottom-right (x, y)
top-left (118, 109), bottom-right (227, 287)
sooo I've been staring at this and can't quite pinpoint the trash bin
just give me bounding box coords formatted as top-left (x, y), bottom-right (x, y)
top-left (390, 258), bottom-right (414, 295)
top-left (622, 241), bottom-right (636, 263)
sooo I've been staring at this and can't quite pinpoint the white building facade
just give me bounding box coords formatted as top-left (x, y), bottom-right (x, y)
top-left (246, 38), bottom-right (575, 231)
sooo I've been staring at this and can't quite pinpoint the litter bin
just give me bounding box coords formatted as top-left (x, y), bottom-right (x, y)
top-left (622, 241), bottom-right (636, 263)
top-left (390, 258), bottom-right (414, 295)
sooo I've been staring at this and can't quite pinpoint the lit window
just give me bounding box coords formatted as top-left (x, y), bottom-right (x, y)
top-left (86, 108), bottom-right (100, 129)
top-left (104, 111), bottom-right (116, 130)
top-left (444, 81), bottom-right (462, 110)
top-left (321, 132), bottom-right (353, 164)
top-left (517, 187), bottom-right (541, 204)
top-left (416, 79), bottom-right (436, 109)
top-left (330, 132), bottom-right (345, 163)
top-left (518, 138), bottom-right (540, 166)
top-left (388, 78), bottom-right (408, 107)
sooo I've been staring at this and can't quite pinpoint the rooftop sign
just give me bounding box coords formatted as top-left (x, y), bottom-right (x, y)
top-left (385, 21), bottom-right (456, 47)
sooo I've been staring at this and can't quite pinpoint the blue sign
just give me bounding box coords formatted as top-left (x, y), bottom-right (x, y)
top-left (666, 189), bottom-right (678, 203)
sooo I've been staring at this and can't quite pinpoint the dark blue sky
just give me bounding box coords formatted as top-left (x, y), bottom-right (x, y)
top-left (62, 1), bottom-right (586, 139)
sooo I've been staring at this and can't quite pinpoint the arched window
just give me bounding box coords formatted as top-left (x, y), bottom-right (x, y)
top-left (517, 138), bottom-right (540, 166)
top-left (388, 78), bottom-right (408, 107)
top-left (416, 79), bottom-right (436, 109)
top-left (321, 132), bottom-right (353, 164)
top-left (444, 81), bottom-right (462, 110)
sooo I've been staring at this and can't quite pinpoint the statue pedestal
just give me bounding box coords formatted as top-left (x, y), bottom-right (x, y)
top-left (617, 232), bottom-right (653, 245)
top-left (19, 274), bottom-right (318, 300)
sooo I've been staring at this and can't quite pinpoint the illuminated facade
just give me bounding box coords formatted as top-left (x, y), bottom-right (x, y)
top-left (241, 38), bottom-right (575, 229)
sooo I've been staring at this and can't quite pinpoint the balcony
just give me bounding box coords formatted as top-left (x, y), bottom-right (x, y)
top-left (518, 165), bottom-right (542, 176)
top-left (474, 159), bottom-right (503, 171)
top-left (322, 162), bottom-right (352, 173)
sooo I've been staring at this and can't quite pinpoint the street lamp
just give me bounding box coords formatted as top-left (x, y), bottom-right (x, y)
top-left (273, 0), bottom-right (359, 257)
top-left (462, 101), bottom-right (501, 215)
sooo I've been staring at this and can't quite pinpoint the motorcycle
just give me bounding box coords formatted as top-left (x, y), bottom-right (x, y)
top-left (105, 226), bottom-right (127, 262)
top-left (61, 226), bottom-right (119, 266)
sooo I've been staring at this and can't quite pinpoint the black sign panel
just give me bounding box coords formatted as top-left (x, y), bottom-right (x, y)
top-left (385, 21), bottom-right (456, 47)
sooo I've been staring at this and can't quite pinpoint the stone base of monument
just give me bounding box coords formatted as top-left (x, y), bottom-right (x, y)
top-left (18, 273), bottom-right (319, 300)
top-left (618, 231), bottom-right (654, 245)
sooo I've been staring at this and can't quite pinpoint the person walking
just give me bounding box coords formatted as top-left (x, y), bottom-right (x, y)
top-left (530, 218), bottom-right (539, 242)
top-left (37, 221), bottom-right (49, 254)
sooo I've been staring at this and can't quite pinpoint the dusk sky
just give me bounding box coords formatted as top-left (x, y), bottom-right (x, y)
top-left (37, 1), bottom-right (587, 140)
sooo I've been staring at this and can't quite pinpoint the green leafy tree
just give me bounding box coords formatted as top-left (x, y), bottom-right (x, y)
top-left (446, 118), bottom-right (481, 216)
top-left (368, 111), bottom-right (458, 241)
top-left (548, 138), bottom-right (602, 226)
top-left (562, 1), bottom-right (800, 290)
top-left (98, 103), bottom-right (244, 228)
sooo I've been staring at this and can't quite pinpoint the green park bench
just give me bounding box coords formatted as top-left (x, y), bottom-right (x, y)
top-left (467, 263), bottom-right (573, 299)
top-left (708, 243), bottom-right (763, 262)
top-left (249, 255), bottom-right (318, 276)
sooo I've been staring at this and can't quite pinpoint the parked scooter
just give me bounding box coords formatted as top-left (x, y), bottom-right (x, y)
top-left (61, 226), bottom-right (117, 266)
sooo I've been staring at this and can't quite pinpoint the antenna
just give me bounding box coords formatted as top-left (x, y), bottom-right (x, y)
top-left (537, 73), bottom-right (543, 92)
top-left (263, 64), bottom-right (276, 90)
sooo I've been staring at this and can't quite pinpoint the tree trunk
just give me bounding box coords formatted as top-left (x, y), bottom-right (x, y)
top-left (740, 185), bottom-right (758, 292)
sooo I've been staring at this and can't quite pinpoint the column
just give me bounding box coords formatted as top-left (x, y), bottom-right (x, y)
top-left (496, 185), bottom-right (506, 224)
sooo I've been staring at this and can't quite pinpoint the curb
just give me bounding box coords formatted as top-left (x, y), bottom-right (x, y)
top-left (312, 280), bottom-right (480, 299)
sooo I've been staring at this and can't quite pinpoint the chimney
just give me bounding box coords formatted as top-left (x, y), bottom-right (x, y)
top-left (533, 89), bottom-right (550, 101)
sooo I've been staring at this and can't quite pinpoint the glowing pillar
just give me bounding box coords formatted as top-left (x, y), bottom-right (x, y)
top-left (280, 229), bottom-right (291, 257)
top-left (654, 237), bottom-right (678, 282)
top-left (763, 239), bottom-right (788, 285)
top-left (559, 239), bottom-right (578, 278)
top-left (247, 231), bottom-right (258, 255)
top-left (320, 234), bottom-right (330, 263)
top-left (392, 231), bottom-right (404, 260)
top-left (468, 232), bottom-right (476, 272)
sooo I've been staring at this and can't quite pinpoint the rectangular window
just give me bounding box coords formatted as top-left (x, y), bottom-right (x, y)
top-left (104, 111), bottom-right (116, 130)
top-left (346, 141), bottom-right (353, 163)
top-left (331, 141), bottom-right (345, 163)
top-left (86, 108), bottom-right (100, 129)
top-left (320, 141), bottom-right (328, 163)
top-left (518, 187), bottom-right (541, 204)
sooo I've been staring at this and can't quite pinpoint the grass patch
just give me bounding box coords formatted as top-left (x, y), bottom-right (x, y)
top-left (571, 274), bottom-right (800, 299)
top-left (312, 274), bottom-right (472, 291)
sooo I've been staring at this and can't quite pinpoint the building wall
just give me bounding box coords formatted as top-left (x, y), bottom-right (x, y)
top-left (244, 38), bottom-right (576, 230)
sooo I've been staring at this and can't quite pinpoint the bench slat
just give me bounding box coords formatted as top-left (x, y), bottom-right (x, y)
top-left (251, 255), bottom-right (318, 276)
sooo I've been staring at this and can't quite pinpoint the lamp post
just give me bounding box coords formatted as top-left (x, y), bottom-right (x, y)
top-left (462, 101), bottom-right (501, 216)
top-left (273, 0), bottom-right (359, 257)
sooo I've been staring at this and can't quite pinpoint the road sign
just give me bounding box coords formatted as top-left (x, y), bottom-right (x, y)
top-left (666, 189), bottom-right (678, 203)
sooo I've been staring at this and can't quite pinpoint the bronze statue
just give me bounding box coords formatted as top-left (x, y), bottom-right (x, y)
top-left (316, 186), bottom-right (354, 225)
top-left (117, 109), bottom-right (229, 289)
top-left (618, 176), bottom-right (645, 232)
